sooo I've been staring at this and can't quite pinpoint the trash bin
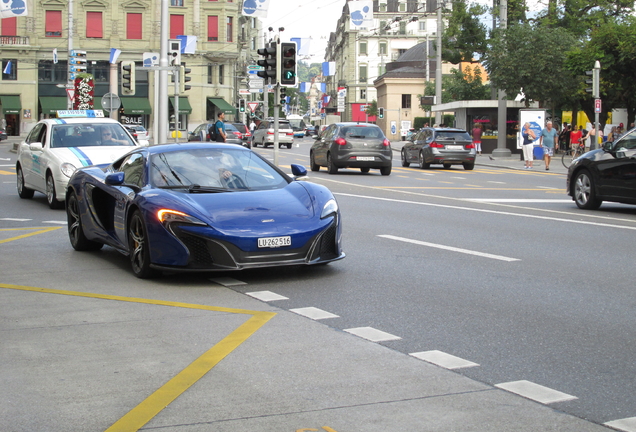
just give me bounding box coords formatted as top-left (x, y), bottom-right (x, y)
top-left (533, 145), bottom-right (544, 160)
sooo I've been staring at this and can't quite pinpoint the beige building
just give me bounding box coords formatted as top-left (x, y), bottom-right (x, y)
top-left (0, 0), bottom-right (261, 139)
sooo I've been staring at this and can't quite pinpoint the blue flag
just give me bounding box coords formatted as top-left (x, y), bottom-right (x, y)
top-left (3, 61), bottom-right (12, 75)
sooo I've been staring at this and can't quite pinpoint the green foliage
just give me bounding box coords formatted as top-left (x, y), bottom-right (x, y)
top-left (365, 100), bottom-right (378, 117)
top-left (442, 0), bottom-right (489, 64)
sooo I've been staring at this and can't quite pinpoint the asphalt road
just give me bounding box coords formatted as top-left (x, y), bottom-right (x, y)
top-left (2, 136), bottom-right (636, 431)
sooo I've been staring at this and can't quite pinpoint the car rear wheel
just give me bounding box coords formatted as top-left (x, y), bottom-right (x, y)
top-left (380, 165), bottom-right (392, 176)
top-left (310, 152), bottom-right (320, 172)
top-left (463, 162), bottom-right (475, 170)
top-left (327, 153), bottom-right (338, 174)
top-left (67, 191), bottom-right (103, 251)
top-left (401, 150), bottom-right (410, 167)
top-left (46, 173), bottom-right (63, 209)
top-left (419, 152), bottom-right (430, 169)
top-left (573, 170), bottom-right (602, 210)
top-left (129, 210), bottom-right (158, 279)
top-left (16, 165), bottom-right (34, 199)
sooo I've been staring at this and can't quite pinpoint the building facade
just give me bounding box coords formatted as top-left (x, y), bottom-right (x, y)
top-left (0, 0), bottom-right (261, 139)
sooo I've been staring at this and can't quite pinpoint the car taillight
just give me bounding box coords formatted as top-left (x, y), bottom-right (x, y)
top-left (465, 143), bottom-right (475, 149)
top-left (233, 132), bottom-right (242, 138)
top-left (335, 137), bottom-right (347, 146)
top-left (286, 132), bottom-right (293, 136)
top-left (430, 141), bottom-right (444, 148)
top-left (245, 131), bottom-right (251, 137)
top-left (383, 138), bottom-right (390, 146)
top-left (267, 131), bottom-right (274, 135)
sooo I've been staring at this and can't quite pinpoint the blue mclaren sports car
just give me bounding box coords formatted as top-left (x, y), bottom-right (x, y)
top-left (65, 142), bottom-right (344, 278)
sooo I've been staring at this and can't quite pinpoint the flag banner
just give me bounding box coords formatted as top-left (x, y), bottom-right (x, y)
top-left (291, 38), bottom-right (311, 56)
top-left (3, 61), bottom-right (12, 75)
top-left (320, 83), bottom-right (327, 93)
top-left (349, 0), bottom-right (373, 29)
top-left (299, 82), bottom-right (310, 93)
top-left (322, 62), bottom-right (335, 76)
top-left (242, 0), bottom-right (270, 18)
top-left (177, 35), bottom-right (197, 54)
top-left (109, 48), bottom-right (121, 64)
top-left (53, 48), bottom-right (58, 64)
top-left (0, 0), bottom-right (28, 18)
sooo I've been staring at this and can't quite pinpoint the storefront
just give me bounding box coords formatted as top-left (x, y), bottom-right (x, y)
top-left (207, 97), bottom-right (236, 120)
top-left (39, 97), bottom-right (68, 119)
top-left (120, 97), bottom-right (152, 128)
top-left (1, 95), bottom-right (22, 136)
top-left (169, 97), bottom-right (192, 133)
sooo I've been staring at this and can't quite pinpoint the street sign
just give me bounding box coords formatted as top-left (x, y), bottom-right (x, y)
top-left (101, 92), bottom-right (121, 111)
top-left (595, 98), bottom-right (602, 113)
top-left (238, 89), bottom-right (251, 95)
top-left (247, 65), bottom-right (264, 70)
top-left (247, 102), bottom-right (259, 113)
top-left (66, 89), bottom-right (75, 102)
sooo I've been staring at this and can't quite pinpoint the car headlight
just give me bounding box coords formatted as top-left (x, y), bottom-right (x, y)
top-left (321, 199), bottom-right (338, 219)
top-left (61, 163), bottom-right (77, 178)
top-left (157, 209), bottom-right (207, 229)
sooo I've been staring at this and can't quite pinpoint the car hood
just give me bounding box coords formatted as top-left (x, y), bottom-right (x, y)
top-left (51, 146), bottom-right (136, 168)
top-left (161, 182), bottom-right (316, 234)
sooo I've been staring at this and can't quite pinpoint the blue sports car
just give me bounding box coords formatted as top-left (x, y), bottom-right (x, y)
top-left (65, 143), bottom-right (344, 278)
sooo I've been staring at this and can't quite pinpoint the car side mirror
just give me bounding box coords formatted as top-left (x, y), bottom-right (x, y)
top-left (105, 172), bottom-right (125, 185)
top-left (29, 142), bottom-right (44, 151)
top-left (602, 141), bottom-right (613, 152)
top-left (291, 163), bottom-right (307, 179)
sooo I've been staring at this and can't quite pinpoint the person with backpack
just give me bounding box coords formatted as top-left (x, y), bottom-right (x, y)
top-left (208, 112), bottom-right (227, 142)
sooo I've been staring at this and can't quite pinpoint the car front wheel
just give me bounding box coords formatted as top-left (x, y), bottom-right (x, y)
top-left (573, 170), bottom-right (602, 210)
top-left (67, 191), bottom-right (103, 251)
top-left (129, 210), bottom-right (157, 278)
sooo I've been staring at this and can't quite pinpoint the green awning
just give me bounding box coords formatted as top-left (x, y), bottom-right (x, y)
top-left (121, 97), bottom-right (152, 115)
top-left (208, 97), bottom-right (236, 115)
top-left (169, 97), bottom-right (192, 114)
top-left (1, 95), bottom-right (21, 114)
top-left (39, 97), bottom-right (67, 115)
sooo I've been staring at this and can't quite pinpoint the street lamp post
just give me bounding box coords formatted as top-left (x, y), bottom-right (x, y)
top-left (493, 0), bottom-right (512, 158)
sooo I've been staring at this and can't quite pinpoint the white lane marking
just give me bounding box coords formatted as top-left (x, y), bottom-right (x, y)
top-left (335, 192), bottom-right (636, 231)
top-left (246, 290), bottom-right (288, 302)
top-left (290, 307), bottom-right (339, 320)
top-left (344, 326), bottom-right (402, 342)
top-left (42, 220), bottom-right (67, 225)
top-left (210, 277), bottom-right (247, 287)
top-left (605, 417), bottom-right (636, 432)
top-left (495, 380), bottom-right (577, 404)
top-left (487, 181), bottom-right (506, 184)
top-left (465, 199), bottom-right (571, 203)
top-left (379, 234), bottom-right (520, 262)
top-left (0, 218), bottom-right (31, 221)
top-left (451, 176), bottom-right (466, 180)
top-left (410, 350), bottom-right (479, 369)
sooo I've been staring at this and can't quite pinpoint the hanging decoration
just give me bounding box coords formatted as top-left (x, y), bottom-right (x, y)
top-left (73, 73), bottom-right (95, 110)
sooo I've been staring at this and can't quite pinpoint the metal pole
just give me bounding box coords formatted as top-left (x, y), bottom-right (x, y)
top-left (153, 70), bottom-right (159, 144)
top-left (174, 69), bottom-right (179, 143)
top-left (109, 63), bottom-right (118, 119)
top-left (158, 0), bottom-right (170, 144)
top-left (274, 84), bottom-right (279, 166)
top-left (435, 2), bottom-right (443, 125)
top-left (593, 60), bottom-right (600, 151)
top-left (67, 0), bottom-right (73, 109)
top-left (493, 0), bottom-right (512, 157)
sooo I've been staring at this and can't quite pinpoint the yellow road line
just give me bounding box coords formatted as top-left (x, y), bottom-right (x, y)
top-left (0, 169), bottom-right (15, 175)
top-left (0, 226), bottom-right (62, 244)
top-left (0, 283), bottom-right (276, 432)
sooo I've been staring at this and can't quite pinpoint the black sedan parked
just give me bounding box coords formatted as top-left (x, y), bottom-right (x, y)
top-left (401, 127), bottom-right (476, 170)
top-left (567, 127), bottom-right (636, 209)
top-left (309, 122), bottom-right (392, 175)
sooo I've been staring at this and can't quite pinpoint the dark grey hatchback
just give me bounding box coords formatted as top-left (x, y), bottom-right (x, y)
top-left (401, 127), bottom-right (476, 170)
top-left (309, 123), bottom-right (392, 175)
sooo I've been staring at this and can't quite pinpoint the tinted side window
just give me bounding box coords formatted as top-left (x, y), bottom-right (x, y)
top-left (26, 123), bottom-right (45, 144)
top-left (118, 152), bottom-right (145, 187)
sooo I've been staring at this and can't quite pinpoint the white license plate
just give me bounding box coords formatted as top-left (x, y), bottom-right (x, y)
top-left (356, 156), bottom-right (375, 161)
top-left (446, 145), bottom-right (464, 150)
top-left (258, 236), bottom-right (291, 248)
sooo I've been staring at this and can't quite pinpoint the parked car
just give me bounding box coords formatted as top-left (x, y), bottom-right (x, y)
top-left (309, 122), bottom-right (392, 175)
top-left (401, 127), bottom-right (476, 170)
top-left (124, 126), bottom-right (139, 142)
top-left (65, 143), bottom-right (344, 278)
top-left (0, 127), bottom-right (7, 141)
top-left (129, 125), bottom-right (148, 140)
top-left (224, 122), bottom-right (246, 146)
top-left (304, 125), bottom-right (317, 137)
top-left (188, 123), bottom-right (214, 142)
top-left (567, 127), bottom-right (636, 209)
top-left (252, 119), bottom-right (294, 148)
top-left (232, 122), bottom-right (251, 147)
top-left (16, 112), bottom-right (143, 209)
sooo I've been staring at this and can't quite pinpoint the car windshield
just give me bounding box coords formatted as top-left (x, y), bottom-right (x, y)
top-left (225, 124), bottom-right (238, 132)
top-left (150, 147), bottom-right (289, 191)
top-left (341, 126), bottom-right (382, 139)
top-left (615, 129), bottom-right (636, 150)
top-left (51, 123), bottom-right (137, 148)
top-left (435, 131), bottom-right (471, 140)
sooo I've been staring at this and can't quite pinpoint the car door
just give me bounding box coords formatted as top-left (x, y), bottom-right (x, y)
top-left (405, 131), bottom-right (423, 162)
top-left (596, 144), bottom-right (636, 202)
top-left (314, 125), bottom-right (336, 165)
top-left (112, 152), bottom-right (146, 247)
top-left (24, 123), bottom-right (49, 192)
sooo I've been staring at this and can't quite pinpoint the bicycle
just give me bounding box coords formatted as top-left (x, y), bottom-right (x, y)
top-left (562, 142), bottom-right (585, 168)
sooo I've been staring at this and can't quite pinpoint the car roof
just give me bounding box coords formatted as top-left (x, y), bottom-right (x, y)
top-left (145, 142), bottom-right (251, 155)
top-left (37, 117), bottom-right (122, 126)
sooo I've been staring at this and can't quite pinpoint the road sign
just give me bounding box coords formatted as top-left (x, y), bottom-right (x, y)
top-left (66, 89), bottom-right (75, 102)
top-left (595, 98), bottom-right (602, 113)
top-left (101, 92), bottom-right (121, 111)
top-left (238, 89), bottom-right (251, 95)
top-left (247, 65), bottom-right (264, 70)
top-left (247, 102), bottom-right (259, 113)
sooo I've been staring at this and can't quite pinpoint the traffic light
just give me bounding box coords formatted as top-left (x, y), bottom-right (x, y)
top-left (280, 87), bottom-right (287, 105)
top-left (121, 61), bottom-right (136, 95)
top-left (585, 66), bottom-right (600, 98)
top-left (239, 99), bottom-right (246, 112)
top-left (180, 63), bottom-right (191, 93)
top-left (279, 42), bottom-right (297, 87)
top-left (378, 107), bottom-right (384, 119)
top-left (256, 42), bottom-right (277, 85)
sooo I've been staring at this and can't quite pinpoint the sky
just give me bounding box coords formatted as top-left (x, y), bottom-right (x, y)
top-left (261, 0), bottom-right (347, 62)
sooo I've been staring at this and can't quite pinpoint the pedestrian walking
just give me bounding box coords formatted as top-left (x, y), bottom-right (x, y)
top-left (539, 121), bottom-right (558, 170)
top-left (558, 123), bottom-right (570, 154)
top-left (472, 123), bottom-right (483, 155)
top-left (522, 122), bottom-right (536, 169)
top-left (570, 126), bottom-right (583, 152)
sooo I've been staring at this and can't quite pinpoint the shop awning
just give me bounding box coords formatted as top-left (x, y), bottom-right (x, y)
top-left (121, 97), bottom-right (152, 115)
top-left (169, 97), bottom-right (192, 114)
top-left (1, 95), bottom-right (21, 114)
top-left (207, 97), bottom-right (236, 115)
top-left (39, 97), bottom-right (67, 115)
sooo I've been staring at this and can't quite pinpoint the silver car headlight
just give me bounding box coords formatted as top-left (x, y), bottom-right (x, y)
top-left (321, 199), bottom-right (338, 219)
top-left (61, 162), bottom-right (77, 178)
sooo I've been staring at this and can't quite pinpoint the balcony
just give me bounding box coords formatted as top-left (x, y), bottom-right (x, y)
top-left (0, 36), bottom-right (29, 45)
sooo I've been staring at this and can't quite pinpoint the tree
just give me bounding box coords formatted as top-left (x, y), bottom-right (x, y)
top-left (442, 0), bottom-right (489, 64)
top-left (365, 99), bottom-right (378, 118)
top-left (483, 23), bottom-right (579, 108)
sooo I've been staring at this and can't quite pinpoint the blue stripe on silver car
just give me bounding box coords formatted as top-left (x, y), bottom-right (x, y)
top-left (68, 147), bottom-right (93, 166)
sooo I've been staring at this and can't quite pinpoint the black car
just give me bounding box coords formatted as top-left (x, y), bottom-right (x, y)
top-left (567, 127), bottom-right (636, 209)
top-left (309, 122), bottom-right (392, 175)
top-left (0, 128), bottom-right (7, 141)
top-left (304, 125), bottom-right (317, 136)
top-left (401, 127), bottom-right (476, 170)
